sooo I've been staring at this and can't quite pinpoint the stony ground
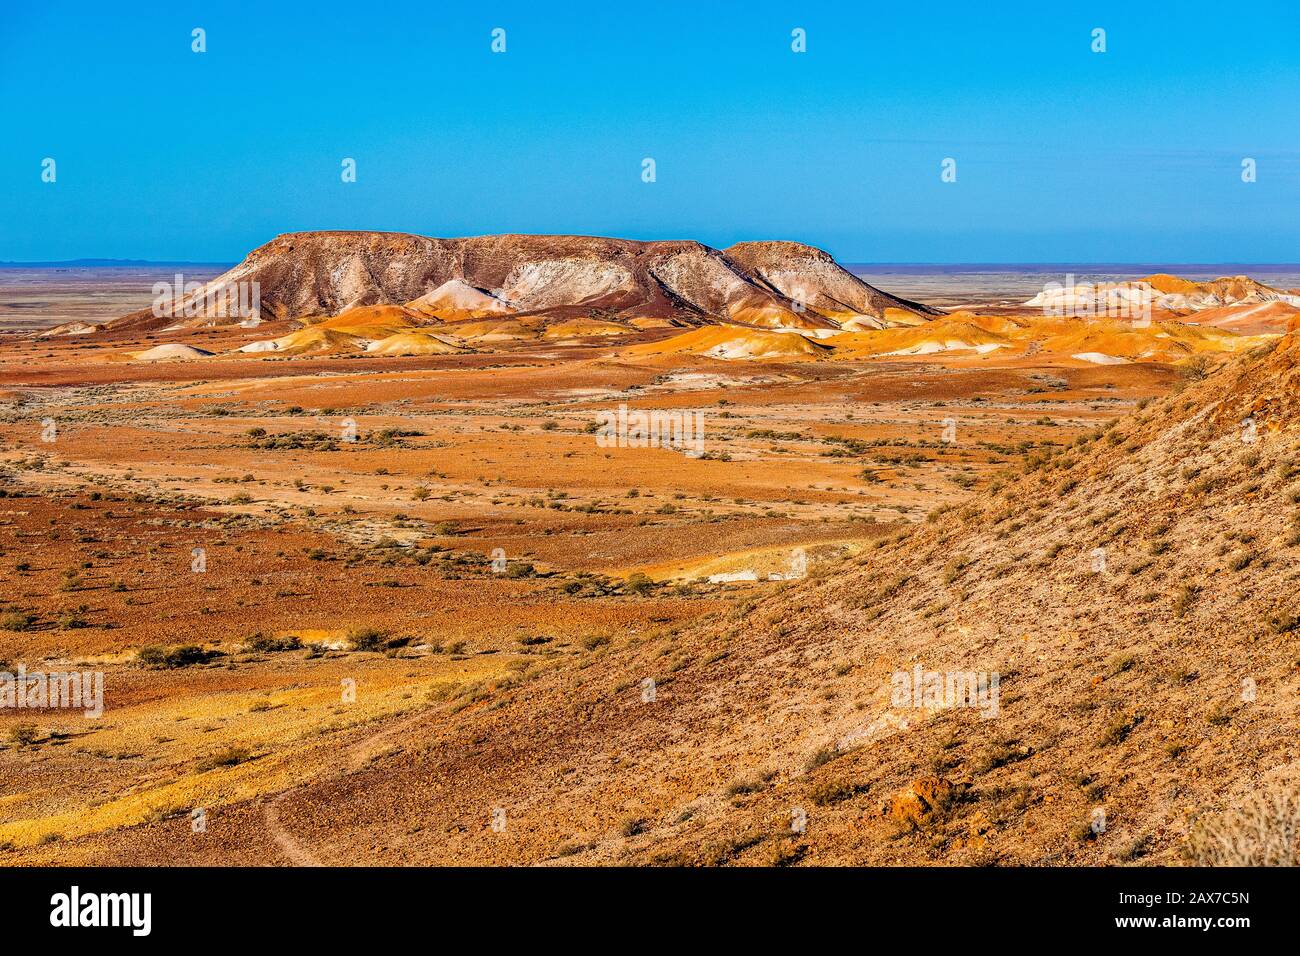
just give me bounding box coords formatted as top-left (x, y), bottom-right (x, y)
top-left (6, 327), bottom-right (1291, 865)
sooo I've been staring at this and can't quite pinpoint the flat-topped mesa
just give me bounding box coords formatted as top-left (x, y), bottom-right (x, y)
top-left (107, 230), bottom-right (942, 333)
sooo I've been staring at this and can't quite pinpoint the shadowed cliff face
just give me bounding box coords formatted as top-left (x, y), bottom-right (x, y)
top-left (108, 230), bottom-right (942, 332)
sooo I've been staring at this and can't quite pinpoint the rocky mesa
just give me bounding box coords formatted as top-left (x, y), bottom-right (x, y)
top-left (106, 230), bottom-right (942, 333)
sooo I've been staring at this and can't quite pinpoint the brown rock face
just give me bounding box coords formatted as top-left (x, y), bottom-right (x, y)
top-left (109, 231), bottom-right (940, 332)
top-left (724, 241), bottom-right (940, 323)
top-left (885, 776), bottom-right (957, 830)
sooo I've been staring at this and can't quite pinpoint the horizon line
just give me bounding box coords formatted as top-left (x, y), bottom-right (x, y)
top-left (4, 258), bottom-right (1300, 271)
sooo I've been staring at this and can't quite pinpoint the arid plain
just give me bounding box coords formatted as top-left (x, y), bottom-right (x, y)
top-left (1, 232), bottom-right (1297, 865)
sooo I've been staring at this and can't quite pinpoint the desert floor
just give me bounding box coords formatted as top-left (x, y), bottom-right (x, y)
top-left (0, 329), bottom-right (1179, 863)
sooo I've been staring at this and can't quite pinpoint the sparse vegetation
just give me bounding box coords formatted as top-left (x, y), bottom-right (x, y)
top-left (1184, 780), bottom-right (1300, 866)
top-left (9, 723), bottom-right (39, 747)
top-left (135, 645), bottom-right (215, 669)
top-left (0, 611), bottom-right (36, 632)
top-left (348, 627), bottom-right (389, 651)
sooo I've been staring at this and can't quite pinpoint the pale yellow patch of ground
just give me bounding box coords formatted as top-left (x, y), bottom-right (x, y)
top-left (0, 653), bottom-right (513, 848)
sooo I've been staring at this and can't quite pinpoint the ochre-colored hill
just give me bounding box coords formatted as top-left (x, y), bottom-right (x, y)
top-left (1187, 300), bottom-right (1300, 336)
top-left (827, 318), bottom-right (1012, 357)
top-left (541, 318), bottom-right (634, 339)
top-left (624, 326), bottom-right (834, 360)
top-left (364, 331), bottom-right (470, 356)
top-left (311, 304), bottom-right (419, 338)
top-left (237, 327), bottom-right (368, 355)
top-left (1142, 273), bottom-right (1202, 295)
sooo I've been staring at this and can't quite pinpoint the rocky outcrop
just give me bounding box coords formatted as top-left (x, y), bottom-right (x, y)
top-left (724, 240), bottom-right (941, 327)
top-left (108, 231), bottom-right (940, 332)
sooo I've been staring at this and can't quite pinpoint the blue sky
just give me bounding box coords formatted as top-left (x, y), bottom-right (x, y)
top-left (2, 0), bottom-right (1298, 263)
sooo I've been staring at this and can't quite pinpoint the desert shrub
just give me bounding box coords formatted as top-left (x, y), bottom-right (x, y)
top-left (1115, 834), bottom-right (1154, 861)
top-left (942, 556), bottom-right (971, 585)
top-left (724, 777), bottom-right (767, 798)
top-left (762, 838), bottom-right (806, 867)
top-left (1098, 713), bottom-right (1140, 747)
top-left (809, 778), bottom-right (856, 806)
top-left (1226, 550), bottom-right (1255, 572)
top-left (426, 681), bottom-right (460, 702)
top-left (804, 744), bottom-right (840, 772)
top-left (1184, 781), bottom-right (1300, 866)
top-left (1206, 702), bottom-right (1233, 726)
top-left (249, 431), bottom-right (338, 451)
top-left (58, 609), bottom-right (89, 629)
top-left (135, 645), bottom-right (167, 667)
top-left (1172, 584), bottom-right (1199, 619)
top-left (625, 573), bottom-right (654, 595)
top-left (244, 633), bottom-right (302, 653)
top-left (195, 747), bottom-right (252, 773)
top-left (1072, 818), bottom-right (1102, 843)
top-left (165, 645), bottom-right (211, 668)
top-left (9, 723), bottom-right (38, 747)
top-left (1179, 356), bottom-right (1211, 382)
top-left (1106, 652), bottom-right (1136, 676)
top-left (371, 427), bottom-right (422, 446)
top-left (971, 739), bottom-right (1022, 774)
top-left (348, 627), bottom-right (388, 651)
top-left (0, 611), bottom-right (36, 632)
top-left (1267, 611), bottom-right (1299, 635)
top-left (135, 644), bottom-right (213, 668)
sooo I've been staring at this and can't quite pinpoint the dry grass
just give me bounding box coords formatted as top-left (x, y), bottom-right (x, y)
top-left (1184, 780), bottom-right (1300, 866)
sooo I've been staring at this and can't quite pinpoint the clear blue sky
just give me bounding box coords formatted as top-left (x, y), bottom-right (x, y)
top-left (2, 0), bottom-right (1298, 263)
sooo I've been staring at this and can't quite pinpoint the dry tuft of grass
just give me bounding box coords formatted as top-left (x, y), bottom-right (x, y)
top-left (1184, 781), bottom-right (1300, 866)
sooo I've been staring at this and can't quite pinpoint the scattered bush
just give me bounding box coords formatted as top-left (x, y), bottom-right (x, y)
top-left (0, 611), bottom-right (36, 632)
top-left (348, 627), bottom-right (388, 652)
top-left (1267, 611), bottom-right (1299, 635)
top-left (625, 573), bottom-right (654, 596)
top-left (809, 778), bottom-right (856, 806)
top-left (724, 778), bottom-right (767, 798)
top-left (195, 747), bottom-right (252, 773)
top-left (9, 723), bottom-right (38, 747)
top-left (804, 744), bottom-right (840, 772)
top-left (942, 556), bottom-right (971, 585)
top-left (135, 644), bottom-right (215, 668)
top-left (244, 633), bottom-right (302, 653)
top-left (1098, 713), bottom-right (1140, 747)
top-left (1172, 584), bottom-right (1199, 619)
